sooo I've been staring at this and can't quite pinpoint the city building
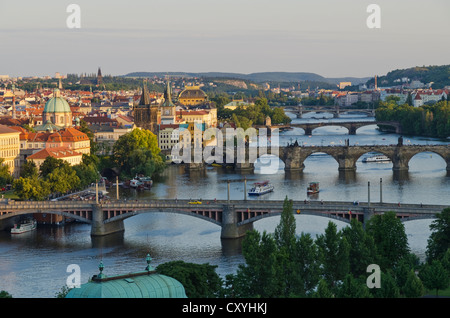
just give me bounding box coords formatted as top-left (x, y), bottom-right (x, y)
top-left (178, 86), bottom-right (208, 106)
top-left (35, 89), bottom-right (73, 131)
top-left (133, 80), bottom-right (160, 135)
top-left (0, 124), bottom-right (21, 178)
top-left (27, 146), bottom-right (83, 168)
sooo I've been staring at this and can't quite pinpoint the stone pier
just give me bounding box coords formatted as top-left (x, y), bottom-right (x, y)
top-left (221, 204), bottom-right (253, 239)
top-left (90, 204), bottom-right (125, 236)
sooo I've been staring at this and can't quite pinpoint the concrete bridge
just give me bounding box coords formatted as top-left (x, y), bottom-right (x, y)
top-left (188, 143), bottom-right (450, 173)
top-left (0, 199), bottom-right (446, 239)
top-left (289, 121), bottom-right (401, 135)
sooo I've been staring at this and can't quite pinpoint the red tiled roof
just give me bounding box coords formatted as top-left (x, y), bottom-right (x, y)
top-left (27, 146), bottom-right (82, 160)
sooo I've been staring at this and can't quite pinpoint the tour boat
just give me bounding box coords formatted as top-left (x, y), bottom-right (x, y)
top-left (248, 181), bottom-right (274, 196)
top-left (11, 219), bottom-right (37, 234)
top-left (307, 182), bottom-right (320, 195)
top-left (362, 155), bottom-right (391, 163)
top-left (130, 175), bottom-right (153, 189)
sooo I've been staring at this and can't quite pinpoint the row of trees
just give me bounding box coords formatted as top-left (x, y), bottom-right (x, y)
top-left (158, 199), bottom-right (450, 298)
top-left (218, 98), bottom-right (292, 130)
top-left (12, 154), bottom-right (100, 201)
top-left (376, 100), bottom-right (450, 138)
top-left (8, 127), bottom-right (165, 200)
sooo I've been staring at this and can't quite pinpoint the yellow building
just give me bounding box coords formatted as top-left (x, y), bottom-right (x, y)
top-left (0, 125), bottom-right (21, 178)
top-left (178, 86), bottom-right (208, 106)
top-left (176, 109), bottom-right (217, 128)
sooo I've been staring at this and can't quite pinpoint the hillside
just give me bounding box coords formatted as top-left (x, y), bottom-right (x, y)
top-left (123, 71), bottom-right (370, 86)
top-left (367, 65), bottom-right (450, 89)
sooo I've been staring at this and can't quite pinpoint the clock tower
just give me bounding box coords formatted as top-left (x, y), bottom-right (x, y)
top-left (160, 80), bottom-right (176, 125)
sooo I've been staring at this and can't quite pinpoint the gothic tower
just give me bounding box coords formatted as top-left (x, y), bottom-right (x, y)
top-left (97, 67), bottom-right (103, 86)
top-left (133, 80), bottom-right (160, 134)
top-left (160, 80), bottom-right (176, 125)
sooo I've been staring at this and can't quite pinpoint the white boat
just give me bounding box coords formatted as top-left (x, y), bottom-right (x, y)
top-left (130, 175), bottom-right (153, 189)
top-left (362, 155), bottom-right (391, 163)
top-left (248, 181), bottom-right (274, 196)
top-left (11, 219), bottom-right (37, 234)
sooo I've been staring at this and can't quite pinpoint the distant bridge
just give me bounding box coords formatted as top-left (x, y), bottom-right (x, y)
top-left (0, 199), bottom-right (446, 239)
top-left (283, 105), bottom-right (375, 118)
top-left (288, 121), bottom-right (401, 135)
top-left (183, 143), bottom-right (450, 173)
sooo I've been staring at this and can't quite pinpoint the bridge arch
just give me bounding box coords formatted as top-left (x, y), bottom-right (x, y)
top-left (105, 208), bottom-right (223, 227)
top-left (406, 151), bottom-right (448, 172)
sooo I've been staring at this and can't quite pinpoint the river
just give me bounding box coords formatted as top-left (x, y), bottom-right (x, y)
top-left (0, 112), bottom-right (448, 298)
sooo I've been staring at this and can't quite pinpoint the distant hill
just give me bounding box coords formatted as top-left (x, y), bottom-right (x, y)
top-left (367, 65), bottom-right (450, 89)
top-left (123, 71), bottom-right (370, 86)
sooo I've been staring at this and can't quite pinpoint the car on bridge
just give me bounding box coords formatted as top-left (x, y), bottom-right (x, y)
top-left (188, 200), bottom-right (202, 205)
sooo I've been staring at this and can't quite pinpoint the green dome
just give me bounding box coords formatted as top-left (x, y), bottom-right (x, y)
top-left (44, 89), bottom-right (71, 113)
top-left (65, 272), bottom-right (188, 298)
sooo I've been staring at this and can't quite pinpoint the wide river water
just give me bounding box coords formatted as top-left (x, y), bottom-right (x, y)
top-left (0, 112), bottom-right (449, 298)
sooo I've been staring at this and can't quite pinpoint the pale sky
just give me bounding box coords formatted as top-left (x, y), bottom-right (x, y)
top-left (1, 0), bottom-right (449, 78)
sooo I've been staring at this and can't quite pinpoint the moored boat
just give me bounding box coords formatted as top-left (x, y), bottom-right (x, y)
top-left (130, 175), bottom-right (153, 189)
top-left (248, 181), bottom-right (274, 196)
top-left (11, 219), bottom-right (37, 234)
top-left (307, 182), bottom-right (320, 195)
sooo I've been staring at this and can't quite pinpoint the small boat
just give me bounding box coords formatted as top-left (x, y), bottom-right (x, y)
top-left (362, 155), bottom-right (391, 163)
top-left (307, 182), bottom-right (319, 195)
top-left (248, 181), bottom-right (274, 196)
top-left (130, 175), bottom-right (153, 189)
top-left (11, 219), bottom-right (37, 234)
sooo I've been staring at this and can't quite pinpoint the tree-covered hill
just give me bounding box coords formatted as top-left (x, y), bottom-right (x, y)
top-left (367, 65), bottom-right (450, 89)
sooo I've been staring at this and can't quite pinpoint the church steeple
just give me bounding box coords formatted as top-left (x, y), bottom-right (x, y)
top-left (161, 80), bottom-right (174, 107)
top-left (139, 79), bottom-right (151, 106)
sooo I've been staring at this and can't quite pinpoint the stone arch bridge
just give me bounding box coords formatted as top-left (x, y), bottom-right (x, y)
top-left (0, 199), bottom-right (446, 239)
top-left (196, 144), bottom-right (450, 173)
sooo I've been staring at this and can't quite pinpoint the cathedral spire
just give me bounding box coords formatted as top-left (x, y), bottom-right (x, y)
top-left (139, 79), bottom-right (151, 105)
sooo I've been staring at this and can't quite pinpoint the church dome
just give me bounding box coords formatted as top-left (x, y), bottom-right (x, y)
top-left (178, 86), bottom-right (207, 99)
top-left (43, 89), bottom-right (71, 114)
top-left (65, 256), bottom-right (187, 298)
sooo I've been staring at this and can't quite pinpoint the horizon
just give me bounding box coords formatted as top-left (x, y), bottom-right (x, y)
top-left (1, 0), bottom-right (449, 78)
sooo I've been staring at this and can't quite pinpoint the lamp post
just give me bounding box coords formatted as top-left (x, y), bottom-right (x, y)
top-left (379, 178), bottom-right (383, 203)
top-left (368, 181), bottom-right (370, 208)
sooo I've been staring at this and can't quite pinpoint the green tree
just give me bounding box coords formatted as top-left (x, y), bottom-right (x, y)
top-left (294, 232), bottom-right (321, 296)
top-left (0, 158), bottom-right (13, 188)
top-left (112, 129), bottom-right (164, 178)
top-left (313, 279), bottom-right (334, 298)
top-left (73, 154), bottom-right (101, 188)
top-left (156, 261), bottom-right (223, 298)
top-left (336, 274), bottom-right (372, 298)
top-left (0, 290), bottom-right (12, 298)
top-left (13, 176), bottom-right (50, 201)
top-left (342, 218), bottom-right (377, 277)
top-left (274, 197), bottom-right (296, 249)
top-left (426, 208), bottom-right (450, 262)
top-left (316, 221), bottom-right (350, 289)
top-left (370, 271), bottom-right (401, 298)
top-left (46, 165), bottom-right (81, 194)
top-left (402, 270), bottom-right (424, 298)
top-left (365, 211), bottom-right (409, 269)
top-left (19, 160), bottom-right (39, 179)
top-left (419, 260), bottom-right (450, 297)
top-left (229, 230), bottom-right (279, 298)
